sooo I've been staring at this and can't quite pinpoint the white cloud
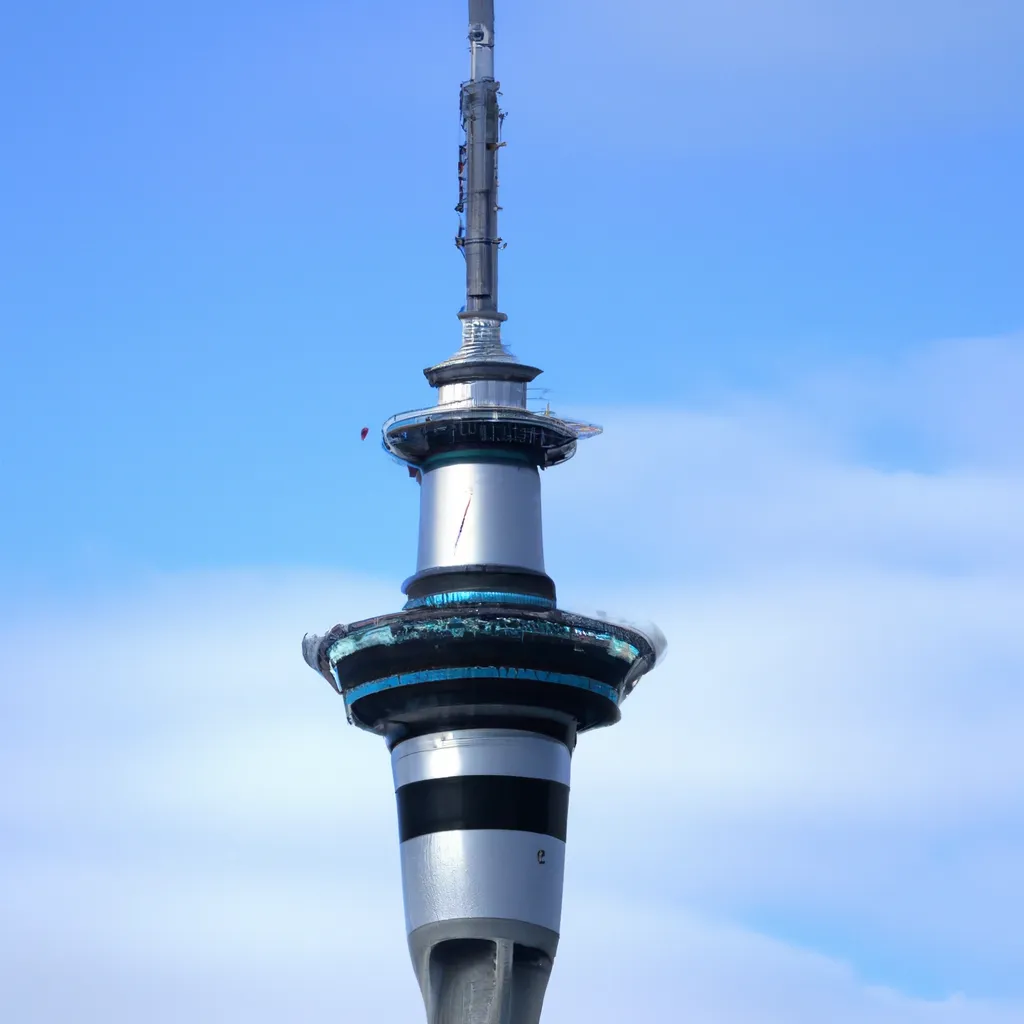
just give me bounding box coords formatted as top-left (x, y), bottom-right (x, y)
top-left (3, 854), bottom-right (1019, 1023)
top-left (551, 899), bottom-right (1023, 1023)
top-left (2, 335), bottom-right (1023, 1018)
top-left (545, 334), bottom-right (1024, 987)
top-left (544, 333), bottom-right (1024, 576)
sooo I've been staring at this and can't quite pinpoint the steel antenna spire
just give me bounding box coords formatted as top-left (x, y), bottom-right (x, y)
top-left (461, 0), bottom-right (501, 319)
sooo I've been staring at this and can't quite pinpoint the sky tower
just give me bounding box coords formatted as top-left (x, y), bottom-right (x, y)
top-left (302, 2), bottom-right (665, 1020)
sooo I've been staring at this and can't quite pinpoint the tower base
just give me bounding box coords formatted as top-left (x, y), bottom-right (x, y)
top-left (411, 921), bottom-right (556, 1024)
top-left (393, 729), bottom-right (569, 1023)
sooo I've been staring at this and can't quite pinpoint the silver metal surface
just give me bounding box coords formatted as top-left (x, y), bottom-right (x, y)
top-left (392, 729), bottom-right (571, 789)
top-left (468, 0), bottom-right (495, 82)
top-left (427, 316), bottom-right (518, 376)
top-left (411, 930), bottom-right (552, 1024)
top-left (400, 830), bottom-right (566, 935)
top-left (457, 317), bottom-right (514, 361)
top-left (419, 937), bottom-right (550, 1024)
top-left (408, 918), bottom-right (559, 963)
top-left (437, 378), bottom-right (526, 408)
top-left (416, 461), bottom-right (544, 574)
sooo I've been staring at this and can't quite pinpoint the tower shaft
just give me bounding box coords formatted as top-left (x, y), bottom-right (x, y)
top-left (396, 729), bottom-right (565, 1023)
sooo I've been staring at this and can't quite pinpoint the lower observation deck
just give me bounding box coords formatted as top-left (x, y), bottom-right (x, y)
top-left (302, 605), bottom-right (661, 747)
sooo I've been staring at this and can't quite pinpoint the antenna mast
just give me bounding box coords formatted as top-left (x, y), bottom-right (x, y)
top-left (459, 0), bottom-right (503, 318)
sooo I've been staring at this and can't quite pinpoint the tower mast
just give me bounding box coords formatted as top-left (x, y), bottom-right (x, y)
top-left (461, 0), bottom-right (502, 318)
top-left (303, 4), bottom-right (665, 1021)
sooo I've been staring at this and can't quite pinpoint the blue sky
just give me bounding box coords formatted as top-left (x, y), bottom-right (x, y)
top-left (2, 1), bottom-right (1023, 1021)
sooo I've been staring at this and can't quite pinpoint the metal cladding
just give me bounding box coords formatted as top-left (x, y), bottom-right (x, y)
top-left (416, 461), bottom-right (545, 576)
top-left (302, 2), bottom-right (664, 1021)
top-left (394, 730), bottom-right (567, 1018)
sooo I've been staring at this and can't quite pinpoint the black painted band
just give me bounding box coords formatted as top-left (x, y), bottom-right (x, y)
top-left (402, 565), bottom-right (557, 602)
top-left (396, 775), bottom-right (570, 843)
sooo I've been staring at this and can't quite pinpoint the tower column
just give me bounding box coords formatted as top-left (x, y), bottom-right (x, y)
top-left (416, 460), bottom-right (545, 576)
top-left (393, 728), bottom-right (569, 1024)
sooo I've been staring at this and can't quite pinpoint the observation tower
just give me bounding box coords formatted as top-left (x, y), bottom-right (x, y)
top-left (302, 2), bottom-right (665, 1020)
